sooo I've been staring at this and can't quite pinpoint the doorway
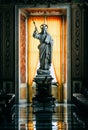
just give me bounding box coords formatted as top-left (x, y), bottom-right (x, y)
top-left (15, 5), bottom-right (71, 103)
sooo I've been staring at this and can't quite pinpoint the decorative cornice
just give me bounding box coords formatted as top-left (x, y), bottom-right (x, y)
top-left (24, 9), bottom-right (66, 16)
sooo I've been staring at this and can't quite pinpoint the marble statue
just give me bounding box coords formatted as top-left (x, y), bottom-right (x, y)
top-left (33, 24), bottom-right (53, 74)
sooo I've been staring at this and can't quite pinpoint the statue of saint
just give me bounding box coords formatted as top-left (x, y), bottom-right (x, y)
top-left (33, 24), bottom-right (53, 74)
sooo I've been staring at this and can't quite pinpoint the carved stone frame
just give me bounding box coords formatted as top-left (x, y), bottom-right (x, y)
top-left (15, 4), bottom-right (71, 103)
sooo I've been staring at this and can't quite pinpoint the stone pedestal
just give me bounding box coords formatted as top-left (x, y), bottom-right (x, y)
top-left (32, 73), bottom-right (55, 112)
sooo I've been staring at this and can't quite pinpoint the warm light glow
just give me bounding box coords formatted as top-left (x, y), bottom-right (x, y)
top-left (27, 15), bottom-right (66, 102)
top-left (28, 16), bottom-right (62, 82)
top-left (28, 121), bottom-right (34, 130)
top-left (57, 122), bottom-right (68, 130)
top-left (47, 16), bottom-right (62, 83)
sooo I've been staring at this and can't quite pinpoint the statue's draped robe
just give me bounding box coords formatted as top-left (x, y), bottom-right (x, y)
top-left (33, 31), bottom-right (53, 70)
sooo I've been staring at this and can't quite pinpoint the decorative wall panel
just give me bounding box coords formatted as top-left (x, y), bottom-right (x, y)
top-left (0, 5), bottom-right (14, 93)
top-left (2, 6), bottom-right (14, 80)
top-left (0, 8), bottom-right (3, 80)
top-left (71, 4), bottom-right (82, 79)
top-left (83, 5), bottom-right (88, 85)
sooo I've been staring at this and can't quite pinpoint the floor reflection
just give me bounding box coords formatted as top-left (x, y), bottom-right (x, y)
top-left (17, 103), bottom-right (87, 130)
top-left (0, 103), bottom-right (88, 129)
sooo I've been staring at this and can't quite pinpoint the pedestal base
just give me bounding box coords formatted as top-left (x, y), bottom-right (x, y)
top-left (33, 75), bottom-right (54, 101)
top-left (32, 96), bottom-right (55, 113)
top-left (32, 73), bottom-right (56, 112)
top-left (32, 94), bottom-right (55, 104)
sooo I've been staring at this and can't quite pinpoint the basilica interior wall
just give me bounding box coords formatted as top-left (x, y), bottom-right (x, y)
top-left (0, 1), bottom-right (88, 102)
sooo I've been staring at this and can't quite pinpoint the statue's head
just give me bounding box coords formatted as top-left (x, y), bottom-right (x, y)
top-left (40, 24), bottom-right (48, 33)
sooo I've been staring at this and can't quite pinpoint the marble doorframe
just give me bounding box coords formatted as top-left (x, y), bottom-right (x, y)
top-left (15, 4), bottom-right (71, 103)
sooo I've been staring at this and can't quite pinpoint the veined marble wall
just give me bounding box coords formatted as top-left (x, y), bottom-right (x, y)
top-left (20, 14), bottom-right (26, 83)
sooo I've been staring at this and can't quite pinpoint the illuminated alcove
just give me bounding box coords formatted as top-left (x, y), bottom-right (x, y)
top-left (15, 4), bottom-right (71, 104)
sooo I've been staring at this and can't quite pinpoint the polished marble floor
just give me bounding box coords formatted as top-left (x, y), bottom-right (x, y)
top-left (0, 103), bottom-right (88, 130)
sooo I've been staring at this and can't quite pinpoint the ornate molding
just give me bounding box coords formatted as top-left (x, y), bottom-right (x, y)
top-left (25, 8), bottom-right (66, 16)
top-left (72, 5), bottom-right (82, 78)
